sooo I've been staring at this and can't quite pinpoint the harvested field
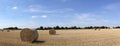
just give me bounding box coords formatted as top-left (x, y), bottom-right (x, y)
top-left (0, 29), bottom-right (120, 46)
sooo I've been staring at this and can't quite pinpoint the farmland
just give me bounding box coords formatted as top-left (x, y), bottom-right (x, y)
top-left (0, 29), bottom-right (120, 46)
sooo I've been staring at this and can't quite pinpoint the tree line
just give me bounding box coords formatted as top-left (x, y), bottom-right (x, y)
top-left (3, 27), bottom-right (21, 30)
top-left (36, 26), bottom-right (111, 30)
top-left (1, 26), bottom-right (120, 30)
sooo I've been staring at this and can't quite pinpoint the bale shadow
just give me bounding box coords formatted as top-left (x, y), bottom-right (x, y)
top-left (32, 40), bottom-right (45, 44)
top-left (55, 34), bottom-right (60, 35)
top-left (50, 34), bottom-right (60, 35)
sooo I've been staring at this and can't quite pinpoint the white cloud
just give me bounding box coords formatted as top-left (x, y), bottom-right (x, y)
top-left (101, 11), bottom-right (108, 14)
top-left (53, 8), bottom-right (74, 13)
top-left (70, 13), bottom-right (111, 26)
top-left (71, 13), bottom-right (97, 24)
top-left (29, 5), bottom-right (43, 8)
top-left (101, 19), bottom-right (109, 22)
top-left (74, 13), bottom-right (95, 20)
top-left (11, 6), bottom-right (18, 10)
top-left (31, 15), bottom-right (47, 19)
top-left (29, 8), bottom-right (39, 12)
top-left (25, 5), bottom-right (74, 13)
top-left (23, 5), bottom-right (44, 13)
top-left (104, 2), bottom-right (120, 10)
top-left (41, 15), bottom-right (47, 18)
top-left (31, 16), bottom-right (38, 19)
top-left (28, 5), bottom-right (46, 12)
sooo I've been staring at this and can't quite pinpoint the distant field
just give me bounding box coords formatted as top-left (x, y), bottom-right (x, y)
top-left (1, 29), bottom-right (120, 46)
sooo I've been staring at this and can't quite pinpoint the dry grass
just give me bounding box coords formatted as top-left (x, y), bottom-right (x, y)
top-left (0, 29), bottom-right (120, 46)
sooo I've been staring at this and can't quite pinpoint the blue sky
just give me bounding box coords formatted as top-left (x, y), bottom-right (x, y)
top-left (0, 0), bottom-right (120, 28)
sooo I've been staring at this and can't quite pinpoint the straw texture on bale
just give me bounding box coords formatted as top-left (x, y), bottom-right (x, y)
top-left (20, 28), bottom-right (38, 43)
top-left (7, 30), bottom-right (10, 32)
top-left (0, 29), bottom-right (3, 32)
top-left (49, 29), bottom-right (56, 35)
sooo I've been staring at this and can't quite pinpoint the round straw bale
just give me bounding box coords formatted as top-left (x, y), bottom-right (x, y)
top-left (0, 29), bottom-right (3, 32)
top-left (7, 30), bottom-right (10, 32)
top-left (20, 28), bottom-right (38, 43)
top-left (49, 29), bottom-right (56, 35)
top-left (1, 30), bottom-right (3, 32)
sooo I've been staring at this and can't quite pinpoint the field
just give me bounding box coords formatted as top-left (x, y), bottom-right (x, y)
top-left (0, 29), bottom-right (120, 46)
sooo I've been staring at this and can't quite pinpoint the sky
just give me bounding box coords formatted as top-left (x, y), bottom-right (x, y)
top-left (0, 0), bottom-right (120, 28)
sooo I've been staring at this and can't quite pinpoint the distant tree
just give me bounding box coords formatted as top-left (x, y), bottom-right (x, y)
top-left (61, 26), bottom-right (65, 29)
top-left (93, 26), bottom-right (99, 29)
top-left (47, 27), bottom-right (52, 30)
top-left (84, 26), bottom-right (93, 29)
top-left (36, 26), bottom-right (45, 30)
top-left (65, 27), bottom-right (68, 29)
top-left (40, 26), bottom-right (44, 30)
top-left (70, 26), bottom-right (77, 29)
top-left (14, 27), bottom-right (19, 30)
top-left (3, 27), bottom-right (21, 30)
top-left (78, 27), bottom-right (82, 29)
top-left (53, 26), bottom-right (60, 29)
top-left (44, 27), bottom-right (47, 30)
top-left (113, 26), bottom-right (120, 29)
top-left (56, 26), bottom-right (60, 29)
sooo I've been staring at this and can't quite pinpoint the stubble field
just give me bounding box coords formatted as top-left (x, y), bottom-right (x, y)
top-left (0, 29), bottom-right (120, 46)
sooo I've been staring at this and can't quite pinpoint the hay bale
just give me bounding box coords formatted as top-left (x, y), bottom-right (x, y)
top-left (2, 30), bottom-right (4, 32)
top-left (49, 29), bottom-right (56, 35)
top-left (20, 28), bottom-right (38, 43)
top-left (7, 30), bottom-right (10, 32)
top-left (0, 29), bottom-right (3, 32)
